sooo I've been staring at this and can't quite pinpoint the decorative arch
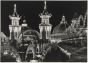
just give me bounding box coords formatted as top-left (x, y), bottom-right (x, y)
top-left (23, 30), bottom-right (40, 38)
top-left (19, 29), bottom-right (40, 42)
top-left (19, 30), bottom-right (40, 39)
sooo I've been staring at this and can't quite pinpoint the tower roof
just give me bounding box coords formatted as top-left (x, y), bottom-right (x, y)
top-left (42, 1), bottom-right (48, 15)
top-left (40, 1), bottom-right (51, 16)
top-left (52, 23), bottom-right (68, 34)
top-left (11, 4), bottom-right (20, 17)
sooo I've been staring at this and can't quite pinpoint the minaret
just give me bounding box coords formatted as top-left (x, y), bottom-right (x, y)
top-left (9, 4), bottom-right (21, 40)
top-left (39, 1), bottom-right (52, 40)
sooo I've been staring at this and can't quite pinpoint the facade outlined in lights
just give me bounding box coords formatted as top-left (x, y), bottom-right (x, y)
top-left (1, 1), bottom-right (87, 62)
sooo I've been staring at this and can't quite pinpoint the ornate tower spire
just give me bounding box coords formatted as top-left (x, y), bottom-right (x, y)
top-left (9, 3), bottom-right (21, 25)
top-left (14, 4), bottom-right (16, 13)
top-left (44, 0), bottom-right (47, 10)
top-left (12, 4), bottom-right (19, 17)
top-left (40, 0), bottom-right (51, 16)
top-left (39, 1), bottom-right (52, 40)
top-left (9, 4), bottom-right (21, 39)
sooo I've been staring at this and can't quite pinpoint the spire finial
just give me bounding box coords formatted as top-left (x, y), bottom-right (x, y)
top-left (62, 14), bottom-right (65, 21)
top-left (44, 0), bottom-right (47, 10)
top-left (14, 4), bottom-right (16, 13)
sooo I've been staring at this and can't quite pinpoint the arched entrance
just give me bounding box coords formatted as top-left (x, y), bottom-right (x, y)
top-left (18, 29), bottom-right (40, 61)
top-left (25, 45), bottom-right (36, 61)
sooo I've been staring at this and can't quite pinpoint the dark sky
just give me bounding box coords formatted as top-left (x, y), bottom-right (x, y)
top-left (1, 1), bottom-right (87, 36)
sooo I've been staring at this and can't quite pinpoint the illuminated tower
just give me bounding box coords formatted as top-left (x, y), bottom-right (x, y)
top-left (39, 1), bottom-right (52, 40)
top-left (9, 4), bottom-right (21, 39)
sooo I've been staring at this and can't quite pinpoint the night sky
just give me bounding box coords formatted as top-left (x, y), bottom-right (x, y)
top-left (1, 1), bottom-right (87, 36)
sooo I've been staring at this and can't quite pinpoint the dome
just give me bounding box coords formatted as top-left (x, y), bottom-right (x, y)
top-left (53, 16), bottom-right (68, 34)
top-left (53, 23), bottom-right (68, 34)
